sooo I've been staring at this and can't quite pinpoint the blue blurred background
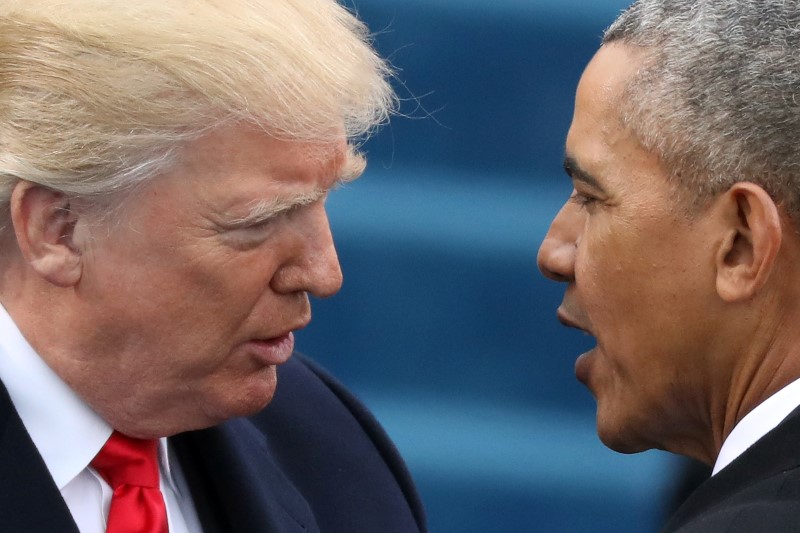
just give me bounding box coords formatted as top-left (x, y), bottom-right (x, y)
top-left (295, 1), bottom-right (685, 531)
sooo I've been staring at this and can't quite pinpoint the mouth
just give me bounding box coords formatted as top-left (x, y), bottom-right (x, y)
top-left (246, 333), bottom-right (295, 365)
top-left (556, 307), bottom-right (592, 336)
top-left (556, 306), bottom-right (597, 386)
top-left (246, 318), bottom-right (310, 366)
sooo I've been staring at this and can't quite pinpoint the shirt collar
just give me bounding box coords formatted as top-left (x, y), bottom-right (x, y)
top-left (0, 303), bottom-right (181, 495)
top-left (713, 377), bottom-right (800, 476)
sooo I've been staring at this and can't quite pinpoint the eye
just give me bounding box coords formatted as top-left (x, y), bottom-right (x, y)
top-left (218, 214), bottom-right (283, 250)
top-left (236, 204), bottom-right (301, 233)
top-left (569, 190), bottom-right (598, 209)
top-left (241, 217), bottom-right (275, 232)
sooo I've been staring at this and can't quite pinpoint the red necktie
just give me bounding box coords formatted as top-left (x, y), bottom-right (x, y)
top-left (91, 431), bottom-right (169, 533)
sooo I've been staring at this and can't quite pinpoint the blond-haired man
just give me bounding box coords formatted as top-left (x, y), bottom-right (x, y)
top-left (0, 1), bottom-right (426, 531)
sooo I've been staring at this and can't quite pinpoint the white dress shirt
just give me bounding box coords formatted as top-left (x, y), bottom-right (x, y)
top-left (713, 377), bottom-right (800, 476)
top-left (0, 303), bottom-right (203, 532)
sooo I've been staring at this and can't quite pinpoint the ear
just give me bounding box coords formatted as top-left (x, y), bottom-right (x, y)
top-left (714, 182), bottom-right (782, 302)
top-left (9, 181), bottom-right (83, 287)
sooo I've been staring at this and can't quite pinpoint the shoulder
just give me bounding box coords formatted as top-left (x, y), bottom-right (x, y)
top-left (248, 354), bottom-right (428, 533)
top-left (666, 408), bottom-right (800, 533)
top-left (668, 467), bottom-right (800, 533)
top-left (671, 501), bottom-right (800, 533)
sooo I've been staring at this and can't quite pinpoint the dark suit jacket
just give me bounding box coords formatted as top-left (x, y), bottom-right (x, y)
top-left (0, 354), bottom-right (428, 533)
top-left (663, 405), bottom-right (800, 532)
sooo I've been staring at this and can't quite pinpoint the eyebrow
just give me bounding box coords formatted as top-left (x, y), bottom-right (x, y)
top-left (224, 148), bottom-right (366, 229)
top-left (563, 154), bottom-right (607, 193)
top-left (224, 189), bottom-right (327, 229)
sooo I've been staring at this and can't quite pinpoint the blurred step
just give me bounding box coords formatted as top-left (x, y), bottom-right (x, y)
top-left (298, 169), bottom-right (594, 411)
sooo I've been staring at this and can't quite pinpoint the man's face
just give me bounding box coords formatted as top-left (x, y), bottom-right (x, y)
top-left (73, 126), bottom-right (351, 437)
top-left (537, 44), bottom-right (724, 454)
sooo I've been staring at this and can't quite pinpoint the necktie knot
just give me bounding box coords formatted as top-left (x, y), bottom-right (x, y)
top-left (92, 431), bottom-right (161, 489)
top-left (91, 431), bottom-right (169, 533)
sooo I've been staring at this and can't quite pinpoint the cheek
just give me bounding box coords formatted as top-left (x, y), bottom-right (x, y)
top-left (577, 212), bottom-right (686, 304)
top-left (576, 228), bottom-right (674, 354)
top-left (166, 243), bottom-right (283, 306)
top-left (576, 229), bottom-right (641, 308)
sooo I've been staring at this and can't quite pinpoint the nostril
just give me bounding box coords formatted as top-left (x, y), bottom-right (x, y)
top-left (542, 267), bottom-right (572, 283)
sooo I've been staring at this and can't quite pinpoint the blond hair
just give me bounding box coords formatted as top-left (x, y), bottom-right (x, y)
top-left (0, 0), bottom-right (395, 233)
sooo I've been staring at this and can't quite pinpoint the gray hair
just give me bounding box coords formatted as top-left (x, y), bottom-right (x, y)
top-left (603, 0), bottom-right (800, 222)
top-left (0, 0), bottom-right (396, 235)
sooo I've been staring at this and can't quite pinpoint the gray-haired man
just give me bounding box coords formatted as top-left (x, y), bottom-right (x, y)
top-left (538, 1), bottom-right (800, 531)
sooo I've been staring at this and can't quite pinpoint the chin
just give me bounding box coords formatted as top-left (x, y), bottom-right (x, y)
top-left (185, 392), bottom-right (274, 433)
top-left (148, 370), bottom-right (279, 435)
top-left (595, 410), bottom-right (653, 455)
top-left (598, 432), bottom-right (650, 455)
top-left (219, 371), bottom-right (279, 418)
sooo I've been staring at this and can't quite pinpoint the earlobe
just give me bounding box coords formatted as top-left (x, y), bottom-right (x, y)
top-left (10, 181), bottom-right (83, 287)
top-left (715, 183), bottom-right (782, 302)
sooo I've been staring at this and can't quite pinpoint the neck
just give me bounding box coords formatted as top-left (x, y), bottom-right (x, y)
top-left (708, 293), bottom-right (800, 463)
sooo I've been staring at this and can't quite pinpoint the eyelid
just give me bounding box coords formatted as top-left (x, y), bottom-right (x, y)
top-left (568, 189), bottom-right (598, 208)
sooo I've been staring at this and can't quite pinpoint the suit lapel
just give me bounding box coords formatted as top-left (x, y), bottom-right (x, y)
top-left (0, 380), bottom-right (80, 533)
top-left (172, 417), bottom-right (319, 533)
top-left (664, 404), bottom-right (800, 531)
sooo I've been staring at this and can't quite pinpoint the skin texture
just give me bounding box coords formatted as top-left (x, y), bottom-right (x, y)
top-left (537, 43), bottom-right (800, 463)
top-left (1, 125), bottom-right (354, 438)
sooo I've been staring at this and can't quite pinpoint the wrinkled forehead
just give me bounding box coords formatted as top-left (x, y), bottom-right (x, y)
top-left (174, 124), bottom-right (360, 187)
top-left (91, 125), bottom-right (362, 230)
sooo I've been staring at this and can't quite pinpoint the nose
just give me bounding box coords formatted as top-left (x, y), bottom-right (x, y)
top-left (272, 204), bottom-right (343, 298)
top-left (537, 199), bottom-right (581, 283)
